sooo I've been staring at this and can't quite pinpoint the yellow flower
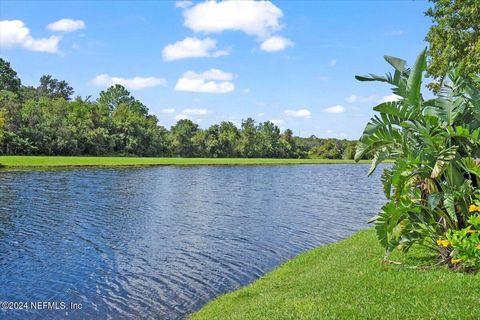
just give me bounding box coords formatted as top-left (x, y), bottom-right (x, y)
top-left (476, 244), bottom-right (480, 250)
top-left (467, 229), bottom-right (477, 234)
top-left (451, 258), bottom-right (461, 264)
top-left (436, 239), bottom-right (450, 247)
top-left (469, 204), bottom-right (480, 213)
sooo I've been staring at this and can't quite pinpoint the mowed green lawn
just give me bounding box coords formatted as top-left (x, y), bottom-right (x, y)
top-left (0, 156), bottom-right (371, 168)
top-left (191, 229), bottom-right (480, 320)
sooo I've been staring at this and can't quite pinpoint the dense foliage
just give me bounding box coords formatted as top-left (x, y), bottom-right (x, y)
top-left (0, 59), bottom-right (356, 159)
top-left (355, 49), bottom-right (480, 270)
top-left (425, 0), bottom-right (480, 86)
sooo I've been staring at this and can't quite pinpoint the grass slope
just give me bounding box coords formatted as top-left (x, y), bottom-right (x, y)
top-left (191, 229), bottom-right (480, 320)
top-left (0, 156), bottom-right (370, 168)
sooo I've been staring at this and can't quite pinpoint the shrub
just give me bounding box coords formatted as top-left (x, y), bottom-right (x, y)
top-left (355, 49), bottom-right (480, 270)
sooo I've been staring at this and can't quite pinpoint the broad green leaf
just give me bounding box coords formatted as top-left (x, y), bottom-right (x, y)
top-left (406, 48), bottom-right (427, 108)
top-left (431, 146), bottom-right (458, 178)
top-left (355, 73), bottom-right (390, 82)
top-left (384, 55), bottom-right (406, 73)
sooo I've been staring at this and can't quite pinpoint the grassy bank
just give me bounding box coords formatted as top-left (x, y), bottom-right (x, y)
top-left (191, 229), bottom-right (480, 319)
top-left (0, 156), bottom-right (371, 168)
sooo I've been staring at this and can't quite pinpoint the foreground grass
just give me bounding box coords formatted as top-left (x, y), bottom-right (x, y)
top-left (191, 229), bottom-right (479, 320)
top-left (0, 156), bottom-right (370, 168)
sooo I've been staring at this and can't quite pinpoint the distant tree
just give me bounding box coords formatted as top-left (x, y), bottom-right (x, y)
top-left (19, 97), bottom-right (72, 154)
top-left (111, 102), bottom-right (161, 155)
top-left (342, 141), bottom-right (357, 160)
top-left (218, 121), bottom-right (240, 157)
top-left (239, 118), bottom-right (257, 157)
top-left (425, 0), bottom-right (480, 85)
top-left (98, 84), bottom-right (148, 115)
top-left (0, 58), bottom-right (21, 93)
top-left (0, 90), bottom-right (33, 154)
top-left (20, 86), bottom-right (40, 101)
top-left (192, 129), bottom-right (211, 157)
top-left (37, 75), bottom-right (74, 100)
top-left (98, 84), bottom-right (132, 112)
top-left (143, 117), bottom-right (170, 156)
top-left (256, 121), bottom-right (281, 157)
top-left (0, 58), bottom-right (362, 158)
top-left (309, 139), bottom-right (344, 159)
top-left (170, 119), bottom-right (199, 157)
top-left (67, 97), bottom-right (109, 155)
top-left (279, 129), bottom-right (298, 158)
top-left (0, 108), bottom-right (5, 147)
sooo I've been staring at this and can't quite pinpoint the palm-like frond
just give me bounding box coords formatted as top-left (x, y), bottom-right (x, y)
top-left (355, 49), bottom-right (480, 256)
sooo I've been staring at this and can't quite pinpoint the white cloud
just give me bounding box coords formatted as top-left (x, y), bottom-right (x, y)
top-left (194, 69), bottom-right (233, 81)
top-left (160, 108), bottom-right (176, 113)
top-left (162, 37), bottom-right (229, 61)
top-left (260, 36), bottom-right (293, 52)
top-left (346, 94), bottom-right (378, 103)
top-left (174, 108), bottom-right (210, 121)
top-left (284, 108), bottom-right (311, 119)
top-left (182, 0), bottom-right (283, 38)
top-left (270, 119), bottom-right (284, 126)
top-left (243, 88), bottom-right (251, 94)
top-left (174, 69), bottom-right (235, 94)
top-left (175, 1), bottom-right (193, 9)
top-left (257, 112), bottom-right (265, 117)
top-left (330, 59), bottom-right (337, 66)
top-left (92, 74), bottom-right (166, 90)
top-left (0, 20), bottom-right (61, 53)
top-left (379, 94), bottom-right (402, 103)
top-left (182, 108), bottom-right (208, 115)
top-left (323, 105), bottom-right (345, 114)
top-left (47, 19), bottom-right (85, 32)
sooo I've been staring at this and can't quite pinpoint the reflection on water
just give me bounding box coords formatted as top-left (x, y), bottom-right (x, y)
top-left (0, 164), bottom-right (385, 319)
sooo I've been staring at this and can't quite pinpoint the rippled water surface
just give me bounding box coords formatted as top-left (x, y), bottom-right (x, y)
top-left (0, 165), bottom-right (386, 319)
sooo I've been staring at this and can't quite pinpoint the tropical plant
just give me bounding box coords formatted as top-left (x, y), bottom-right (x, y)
top-left (445, 212), bottom-right (480, 270)
top-left (355, 48), bottom-right (480, 268)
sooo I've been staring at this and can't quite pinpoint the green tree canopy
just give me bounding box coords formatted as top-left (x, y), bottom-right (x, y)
top-left (0, 58), bottom-right (356, 159)
top-left (0, 58), bottom-right (21, 93)
top-left (98, 84), bottom-right (148, 116)
top-left (171, 119), bottom-right (199, 157)
top-left (38, 75), bottom-right (75, 100)
top-left (425, 0), bottom-right (480, 82)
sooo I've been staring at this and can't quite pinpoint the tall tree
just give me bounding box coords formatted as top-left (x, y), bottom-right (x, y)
top-left (256, 121), bottom-right (281, 157)
top-left (218, 121), bottom-right (240, 157)
top-left (0, 58), bottom-right (21, 94)
top-left (37, 75), bottom-right (74, 100)
top-left (425, 0), bottom-right (480, 83)
top-left (279, 129), bottom-right (298, 158)
top-left (0, 57), bottom-right (357, 159)
top-left (98, 84), bottom-right (148, 115)
top-left (170, 119), bottom-right (199, 157)
top-left (239, 118), bottom-right (257, 158)
top-left (0, 90), bottom-right (34, 154)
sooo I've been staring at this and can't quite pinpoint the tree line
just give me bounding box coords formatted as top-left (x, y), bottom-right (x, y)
top-left (0, 58), bottom-right (358, 159)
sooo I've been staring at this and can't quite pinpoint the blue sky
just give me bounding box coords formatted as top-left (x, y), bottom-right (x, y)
top-left (0, 0), bottom-right (432, 139)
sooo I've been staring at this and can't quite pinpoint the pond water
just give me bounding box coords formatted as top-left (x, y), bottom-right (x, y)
top-left (0, 164), bottom-right (386, 319)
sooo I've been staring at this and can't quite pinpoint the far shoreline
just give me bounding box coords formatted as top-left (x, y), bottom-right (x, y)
top-left (0, 156), bottom-right (374, 169)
